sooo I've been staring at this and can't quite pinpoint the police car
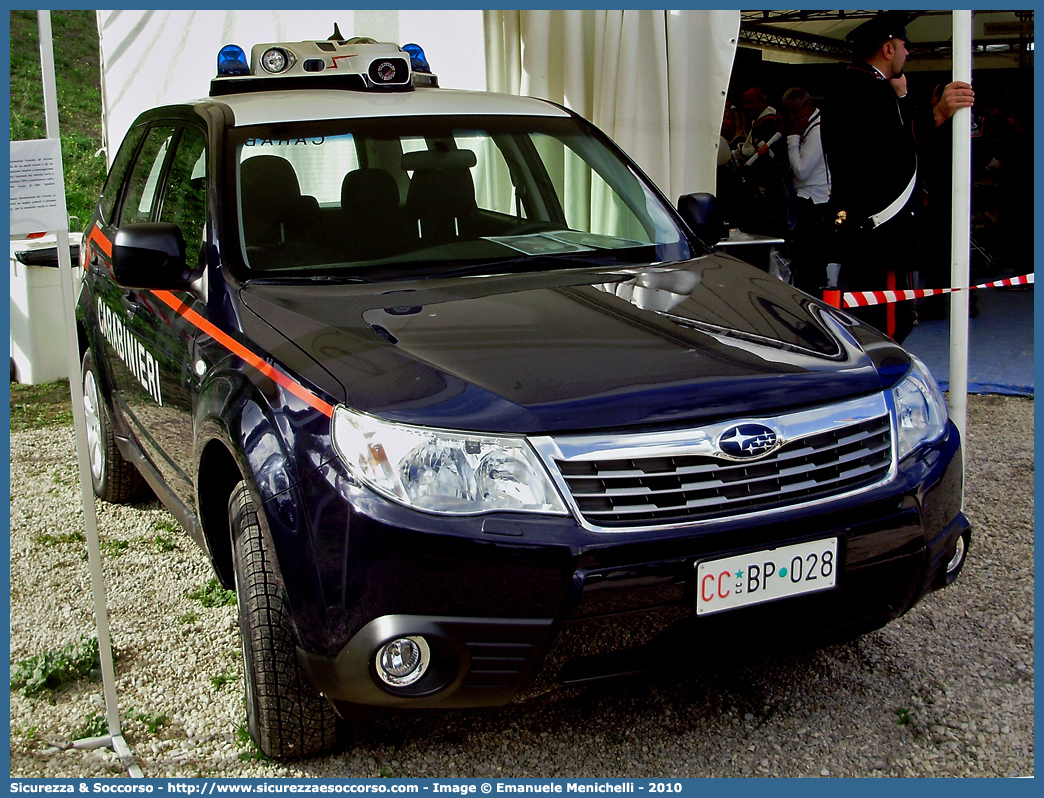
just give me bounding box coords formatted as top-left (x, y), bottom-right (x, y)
top-left (76, 33), bottom-right (971, 758)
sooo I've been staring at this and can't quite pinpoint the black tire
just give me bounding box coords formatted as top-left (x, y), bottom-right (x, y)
top-left (81, 349), bottom-right (147, 503)
top-left (230, 481), bottom-right (338, 758)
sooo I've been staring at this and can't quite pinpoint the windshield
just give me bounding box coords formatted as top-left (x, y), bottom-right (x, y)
top-left (231, 114), bottom-right (697, 279)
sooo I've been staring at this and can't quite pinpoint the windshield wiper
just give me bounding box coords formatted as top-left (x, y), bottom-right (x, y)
top-left (430, 254), bottom-right (607, 280)
top-left (246, 273), bottom-right (373, 285)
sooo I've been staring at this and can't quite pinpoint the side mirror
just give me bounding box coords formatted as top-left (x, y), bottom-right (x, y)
top-left (677, 193), bottom-right (727, 247)
top-left (112, 223), bottom-right (190, 289)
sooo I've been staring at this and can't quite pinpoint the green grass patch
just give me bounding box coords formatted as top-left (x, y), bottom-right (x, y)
top-left (178, 611), bottom-right (198, 625)
top-left (101, 539), bottom-right (129, 556)
top-left (10, 380), bottom-right (73, 432)
top-left (134, 711), bottom-right (167, 735)
top-left (210, 668), bottom-right (238, 690)
top-left (11, 725), bottom-right (38, 740)
top-left (235, 725), bottom-right (269, 762)
top-left (10, 636), bottom-right (101, 697)
top-left (153, 520), bottom-right (182, 551)
top-left (155, 519), bottom-right (180, 535)
top-left (154, 520), bottom-right (182, 552)
top-left (188, 579), bottom-right (237, 608)
top-left (154, 535), bottom-right (179, 552)
top-left (10, 10), bottom-right (107, 230)
top-left (74, 711), bottom-right (108, 740)
top-left (34, 529), bottom-right (85, 546)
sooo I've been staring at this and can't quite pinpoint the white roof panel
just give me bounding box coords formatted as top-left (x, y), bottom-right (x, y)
top-left (210, 88), bottom-right (571, 127)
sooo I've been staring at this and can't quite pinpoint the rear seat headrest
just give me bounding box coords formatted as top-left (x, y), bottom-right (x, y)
top-left (241, 155), bottom-right (302, 197)
top-left (341, 168), bottom-right (400, 211)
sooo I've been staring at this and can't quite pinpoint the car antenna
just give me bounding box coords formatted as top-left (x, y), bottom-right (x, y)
top-left (329, 23), bottom-right (344, 42)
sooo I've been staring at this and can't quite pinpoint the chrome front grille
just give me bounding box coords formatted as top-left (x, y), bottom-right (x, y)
top-left (530, 393), bottom-right (895, 531)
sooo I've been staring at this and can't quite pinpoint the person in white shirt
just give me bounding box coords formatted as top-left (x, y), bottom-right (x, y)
top-left (782, 87), bottom-right (831, 294)
top-left (738, 86), bottom-right (791, 237)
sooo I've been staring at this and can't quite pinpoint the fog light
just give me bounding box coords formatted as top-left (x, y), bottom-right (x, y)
top-left (376, 636), bottom-right (429, 687)
top-left (946, 534), bottom-right (967, 574)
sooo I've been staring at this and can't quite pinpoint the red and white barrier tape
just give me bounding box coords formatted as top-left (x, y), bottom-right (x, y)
top-left (823, 273), bottom-right (1033, 308)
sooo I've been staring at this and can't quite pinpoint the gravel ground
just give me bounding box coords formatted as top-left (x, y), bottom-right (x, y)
top-left (8, 395), bottom-right (1034, 778)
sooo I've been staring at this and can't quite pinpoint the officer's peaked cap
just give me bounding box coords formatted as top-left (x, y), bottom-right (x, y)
top-left (845, 12), bottom-right (914, 49)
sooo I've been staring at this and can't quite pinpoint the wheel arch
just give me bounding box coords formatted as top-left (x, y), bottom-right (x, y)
top-left (193, 374), bottom-right (332, 653)
top-left (76, 318), bottom-right (90, 359)
top-left (196, 433), bottom-right (244, 588)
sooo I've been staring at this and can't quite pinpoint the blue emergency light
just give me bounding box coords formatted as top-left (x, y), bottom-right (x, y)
top-left (402, 43), bottom-right (431, 74)
top-left (217, 44), bottom-right (250, 77)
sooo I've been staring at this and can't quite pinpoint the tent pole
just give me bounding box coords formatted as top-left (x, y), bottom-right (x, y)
top-left (36, 10), bottom-right (143, 778)
top-left (948, 10), bottom-right (972, 498)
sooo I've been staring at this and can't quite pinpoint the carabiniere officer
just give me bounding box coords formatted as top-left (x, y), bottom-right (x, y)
top-left (822, 11), bottom-right (974, 341)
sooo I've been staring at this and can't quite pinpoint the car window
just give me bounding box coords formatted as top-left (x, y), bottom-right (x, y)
top-left (231, 115), bottom-right (696, 276)
top-left (241, 133), bottom-right (359, 205)
top-left (397, 133), bottom-right (516, 218)
top-left (119, 126), bottom-right (176, 227)
top-left (451, 134), bottom-right (516, 217)
top-left (159, 126), bottom-right (208, 249)
top-left (532, 132), bottom-right (651, 243)
top-left (98, 126), bottom-right (146, 225)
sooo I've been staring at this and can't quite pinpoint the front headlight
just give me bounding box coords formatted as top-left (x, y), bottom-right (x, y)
top-left (331, 406), bottom-right (568, 516)
top-left (891, 356), bottom-right (949, 460)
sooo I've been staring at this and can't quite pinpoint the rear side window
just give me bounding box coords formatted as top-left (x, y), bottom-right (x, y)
top-left (118, 126), bottom-right (175, 227)
top-left (98, 125), bottom-right (146, 225)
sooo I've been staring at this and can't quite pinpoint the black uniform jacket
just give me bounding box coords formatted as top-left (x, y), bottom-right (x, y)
top-left (822, 60), bottom-right (930, 225)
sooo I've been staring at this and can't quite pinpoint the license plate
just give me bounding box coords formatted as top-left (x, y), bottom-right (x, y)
top-left (696, 538), bottom-right (838, 616)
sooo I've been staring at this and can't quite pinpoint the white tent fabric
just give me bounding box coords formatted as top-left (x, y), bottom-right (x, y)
top-left (95, 10), bottom-right (486, 164)
top-left (484, 10), bottom-right (740, 200)
top-left (96, 10), bottom-right (737, 199)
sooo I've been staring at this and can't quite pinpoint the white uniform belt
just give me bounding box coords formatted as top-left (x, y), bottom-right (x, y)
top-left (869, 162), bottom-right (917, 229)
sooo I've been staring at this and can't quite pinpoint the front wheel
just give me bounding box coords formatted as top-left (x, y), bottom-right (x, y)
top-left (230, 481), bottom-right (338, 758)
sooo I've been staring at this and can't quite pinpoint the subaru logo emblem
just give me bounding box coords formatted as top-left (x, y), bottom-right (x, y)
top-left (717, 423), bottom-right (779, 459)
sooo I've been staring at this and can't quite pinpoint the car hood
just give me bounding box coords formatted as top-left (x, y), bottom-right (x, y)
top-left (237, 255), bottom-right (908, 434)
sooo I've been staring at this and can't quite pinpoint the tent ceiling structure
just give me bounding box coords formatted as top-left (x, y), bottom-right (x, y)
top-left (739, 9), bottom-right (1034, 68)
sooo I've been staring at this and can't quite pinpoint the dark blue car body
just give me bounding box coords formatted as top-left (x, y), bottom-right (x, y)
top-left (75, 79), bottom-right (969, 752)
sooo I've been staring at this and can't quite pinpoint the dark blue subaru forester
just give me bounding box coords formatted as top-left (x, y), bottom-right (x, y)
top-left (76, 35), bottom-right (970, 758)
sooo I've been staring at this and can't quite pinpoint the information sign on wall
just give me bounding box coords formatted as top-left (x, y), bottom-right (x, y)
top-left (10, 138), bottom-right (68, 234)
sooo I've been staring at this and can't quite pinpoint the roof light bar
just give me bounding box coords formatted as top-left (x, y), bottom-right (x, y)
top-left (211, 34), bottom-right (437, 96)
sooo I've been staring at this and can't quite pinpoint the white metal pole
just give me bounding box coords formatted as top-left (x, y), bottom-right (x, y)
top-left (948, 11), bottom-right (972, 457)
top-left (36, 10), bottom-right (142, 778)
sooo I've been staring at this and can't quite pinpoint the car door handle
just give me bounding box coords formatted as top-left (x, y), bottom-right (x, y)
top-left (120, 294), bottom-right (141, 315)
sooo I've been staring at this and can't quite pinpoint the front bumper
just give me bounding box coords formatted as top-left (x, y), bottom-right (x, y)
top-left (287, 422), bottom-right (967, 712)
